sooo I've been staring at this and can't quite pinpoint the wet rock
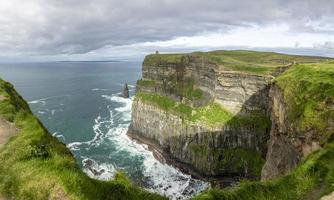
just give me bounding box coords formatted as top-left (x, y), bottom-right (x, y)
top-left (120, 83), bottom-right (129, 98)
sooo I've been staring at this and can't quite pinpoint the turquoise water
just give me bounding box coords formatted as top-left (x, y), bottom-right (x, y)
top-left (0, 62), bottom-right (209, 199)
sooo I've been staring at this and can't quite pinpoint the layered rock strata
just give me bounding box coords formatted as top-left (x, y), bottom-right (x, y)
top-left (129, 54), bottom-right (274, 179)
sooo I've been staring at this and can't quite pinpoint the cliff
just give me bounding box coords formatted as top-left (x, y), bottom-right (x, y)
top-left (129, 50), bottom-right (331, 182)
top-left (262, 63), bottom-right (334, 180)
top-left (195, 61), bottom-right (334, 200)
top-left (0, 79), bottom-right (165, 200)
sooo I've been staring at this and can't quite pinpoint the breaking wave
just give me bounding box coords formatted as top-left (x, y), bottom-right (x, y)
top-left (67, 93), bottom-right (210, 199)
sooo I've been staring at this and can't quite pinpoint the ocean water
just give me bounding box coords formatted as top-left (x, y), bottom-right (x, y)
top-left (0, 61), bottom-right (209, 199)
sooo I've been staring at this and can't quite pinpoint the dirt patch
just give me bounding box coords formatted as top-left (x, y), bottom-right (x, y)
top-left (0, 95), bottom-right (6, 101)
top-left (48, 186), bottom-right (69, 200)
top-left (0, 117), bottom-right (18, 147)
top-left (320, 192), bottom-right (334, 200)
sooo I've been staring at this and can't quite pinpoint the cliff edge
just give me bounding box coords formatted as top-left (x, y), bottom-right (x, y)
top-left (0, 79), bottom-right (165, 200)
top-left (129, 49), bottom-right (334, 199)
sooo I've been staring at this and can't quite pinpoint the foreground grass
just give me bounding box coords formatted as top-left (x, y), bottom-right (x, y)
top-left (135, 92), bottom-right (270, 129)
top-left (0, 79), bottom-right (165, 200)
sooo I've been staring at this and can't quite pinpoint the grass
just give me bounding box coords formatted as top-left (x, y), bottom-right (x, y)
top-left (193, 139), bottom-right (334, 200)
top-left (191, 61), bottom-right (334, 200)
top-left (143, 54), bottom-right (183, 66)
top-left (135, 92), bottom-right (270, 129)
top-left (143, 50), bottom-right (331, 75)
top-left (172, 78), bottom-right (203, 100)
top-left (275, 62), bottom-right (334, 143)
top-left (0, 79), bottom-right (166, 200)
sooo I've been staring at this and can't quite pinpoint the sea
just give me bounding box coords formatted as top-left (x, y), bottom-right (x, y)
top-left (0, 61), bottom-right (209, 200)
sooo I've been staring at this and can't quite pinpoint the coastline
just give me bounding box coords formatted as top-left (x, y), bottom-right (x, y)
top-left (126, 124), bottom-right (239, 188)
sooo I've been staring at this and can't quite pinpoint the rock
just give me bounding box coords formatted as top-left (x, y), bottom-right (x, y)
top-left (120, 83), bottom-right (129, 98)
top-left (130, 99), bottom-right (268, 178)
top-left (261, 84), bottom-right (321, 180)
top-left (131, 54), bottom-right (273, 179)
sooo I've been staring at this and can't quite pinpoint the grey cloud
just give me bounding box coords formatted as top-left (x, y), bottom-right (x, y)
top-left (314, 41), bottom-right (334, 49)
top-left (0, 0), bottom-right (333, 57)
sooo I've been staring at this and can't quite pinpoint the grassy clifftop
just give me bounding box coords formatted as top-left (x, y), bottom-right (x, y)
top-left (275, 63), bottom-right (334, 142)
top-left (0, 79), bottom-right (165, 200)
top-left (193, 62), bottom-right (334, 200)
top-left (144, 50), bottom-right (331, 75)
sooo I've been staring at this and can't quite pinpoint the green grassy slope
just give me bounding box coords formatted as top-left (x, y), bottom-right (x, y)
top-left (0, 79), bottom-right (166, 200)
top-left (144, 50), bottom-right (331, 75)
top-left (193, 62), bottom-right (334, 200)
top-left (275, 63), bottom-right (334, 143)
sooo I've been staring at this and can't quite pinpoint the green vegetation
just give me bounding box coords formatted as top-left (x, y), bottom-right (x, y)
top-left (143, 54), bottom-right (183, 66)
top-left (136, 79), bottom-right (156, 87)
top-left (215, 148), bottom-right (265, 178)
top-left (191, 61), bottom-right (334, 200)
top-left (172, 79), bottom-right (203, 100)
top-left (0, 79), bottom-right (166, 200)
top-left (189, 145), bottom-right (265, 178)
top-left (275, 62), bottom-right (334, 142)
top-left (193, 140), bottom-right (334, 200)
top-left (144, 50), bottom-right (331, 75)
top-left (135, 92), bottom-right (270, 129)
top-left (190, 103), bottom-right (234, 125)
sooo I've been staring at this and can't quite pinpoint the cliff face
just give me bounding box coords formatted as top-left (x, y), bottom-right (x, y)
top-left (131, 99), bottom-right (268, 178)
top-left (130, 51), bottom-right (332, 183)
top-left (138, 55), bottom-right (272, 114)
top-left (261, 84), bottom-right (305, 180)
top-left (131, 54), bottom-right (274, 179)
top-left (261, 63), bottom-right (334, 180)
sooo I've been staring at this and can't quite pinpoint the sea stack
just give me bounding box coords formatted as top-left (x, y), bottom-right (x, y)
top-left (121, 83), bottom-right (130, 98)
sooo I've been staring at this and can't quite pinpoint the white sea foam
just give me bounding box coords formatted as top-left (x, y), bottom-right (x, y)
top-left (68, 93), bottom-right (209, 199)
top-left (92, 88), bottom-right (112, 91)
top-left (29, 99), bottom-right (46, 105)
top-left (82, 157), bottom-right (115, 181)
top-left (52, 132), bottom-right (66, 142)
top-left (103, 94), bottom-right (209, 199)
top-left (67, 142), bottom-right (85, 151)
top-left (29, 95), bottom-right (70, 105)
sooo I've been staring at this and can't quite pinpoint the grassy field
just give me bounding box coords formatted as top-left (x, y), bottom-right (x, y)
top-left (143, 50), bottom-right (331, 75)
top-left (0, 79), bottom-right (166, 200)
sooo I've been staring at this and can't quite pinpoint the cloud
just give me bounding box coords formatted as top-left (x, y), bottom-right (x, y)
top-left (0, 0), bottom-right (333, 60)
top-left (314, 41), bottom-right (334, 50)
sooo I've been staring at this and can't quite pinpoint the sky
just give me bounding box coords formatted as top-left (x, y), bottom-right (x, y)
top-left (0, 0), bottom-right (334, 62)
